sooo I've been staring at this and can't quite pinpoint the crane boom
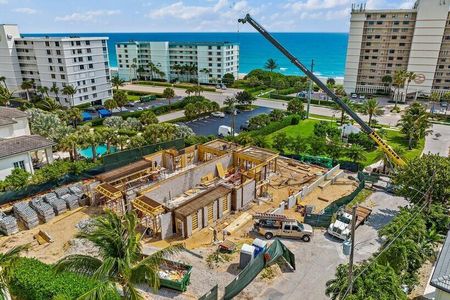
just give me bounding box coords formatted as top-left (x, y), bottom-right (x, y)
top-left (238, 14), bottom-right (406, 167)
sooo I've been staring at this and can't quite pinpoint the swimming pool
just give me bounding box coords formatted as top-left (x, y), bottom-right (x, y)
top-left (77, 144), bottom-right (117, 159)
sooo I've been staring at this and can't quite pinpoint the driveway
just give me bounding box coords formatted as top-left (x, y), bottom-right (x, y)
top-left (423, 124), bottom-right (450, 157)
top-left (256, 192), bottom-right (408, 300)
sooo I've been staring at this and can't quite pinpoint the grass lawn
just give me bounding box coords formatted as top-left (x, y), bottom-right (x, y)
top-left (266, 118), bottom-right (424, 166)
top-left (126, 94), bottom-right (140, 102)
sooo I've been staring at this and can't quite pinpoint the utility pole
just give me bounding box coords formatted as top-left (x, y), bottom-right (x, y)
top-left (348, 205), bottom-right (357, 295)
top-left (306, 59), bottom-right (314, 119)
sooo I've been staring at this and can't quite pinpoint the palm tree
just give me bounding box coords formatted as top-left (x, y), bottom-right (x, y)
top-left (346, 144), bottom-right (366, 164)
top-left (429, 92), bottom-right (440, 115)
top-left (361, 98), bottom-right (383, 126)
top-left (37, 86), bottom-right (50, 98)
top-left (382, 75), bottom-right (393, 95)
top-left (98, 127), bottom-right (117, 154)
top-left (398, 102), bottom-right (432, 149)
top-left (199, 68), bottom-right (210, 83)
top-left (58, 132), bottom-right (79, 161)
top-left (78, 126), bottom-right (101, 161)
top-left (0, 244), bottom-right (29, 299)
top-left (66, 107), bottom-right (82, 128)
top-left (335, 97), bottom-right (354, 125)
top-left (162, 87), bottom-right (175, 106)
top-left (111, 76), bottom-right (125, 90)
top-left (393, 69), bottom-right (407, 109)
top-left (442, 91), bottom-right (450, 115)
top-left (0, 75), bottom-right (6, 89)
top-left (136, 66), bottom-right (145, 81)
top-left (38, 97), bottom-right (61, 112)
top-left (20, 80), bottom-right (33, 102)
top-left (0, 86), bottom-right (14, 106)
top-left (130, 58), bottom-right (137, 83)
top-left (62, 85), bottom-right (77, 107)
top-left (265, 58), bottom-right (278, 72)
top-left (50, 83), bottom-right (60, 102)
top-left (403, 71), bottom-right (416, 102)
top-left (55, 211), bottom-right (181, 299)
top-left (147, 62), bottom-right (156, 81)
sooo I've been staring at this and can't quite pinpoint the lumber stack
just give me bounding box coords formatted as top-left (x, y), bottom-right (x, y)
top-left (13, 202), bottom-right (39, 229)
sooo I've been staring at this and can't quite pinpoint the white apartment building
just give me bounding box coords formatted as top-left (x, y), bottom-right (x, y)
top-left (115, 41), bottom-right (239, 84)
top-left (344, 0), bottom-right (450, 97)
top-left (0, 107), bottom-right (55, 180)
top-left (0, 24), bottom-right (112, 106)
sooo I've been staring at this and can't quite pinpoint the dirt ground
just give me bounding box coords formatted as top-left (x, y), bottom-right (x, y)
top-left (0, 206), bottom-right (102, 264)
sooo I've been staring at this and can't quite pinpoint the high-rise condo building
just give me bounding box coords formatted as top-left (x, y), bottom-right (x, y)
top-left (115, 41), bottom-right (239, 84)
top-left (0, 24), bottom-right (112, 106)
top-left (344, 0), bottom-right (450, 98)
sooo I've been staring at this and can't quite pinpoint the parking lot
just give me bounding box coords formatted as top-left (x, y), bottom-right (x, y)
top-left (182, 106), bottom-right (272, 136)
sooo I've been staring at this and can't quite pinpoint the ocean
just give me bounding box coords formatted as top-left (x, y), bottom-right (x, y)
top-left (23, 32), bottom-right (349, 78)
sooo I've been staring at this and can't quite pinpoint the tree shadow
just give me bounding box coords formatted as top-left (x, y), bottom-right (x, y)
top-left (226, 262), bottom-right (241, 275)
top-left (364, 208), bottom-right (398, 230)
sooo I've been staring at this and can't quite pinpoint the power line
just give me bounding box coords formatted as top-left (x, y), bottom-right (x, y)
top-left (340, 179), bottom-right (433, 299)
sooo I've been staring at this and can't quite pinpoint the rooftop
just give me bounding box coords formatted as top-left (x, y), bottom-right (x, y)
top-left (174, 185), bottom-right (231, 218)
top-left (0, 107), bottom-right (27, 120)
top-left (430, 229), bottom-right (450, 293)
top-left (95, 160), bottom-right (153, 183)
top-left (0, 135), bottom-right (55, 159)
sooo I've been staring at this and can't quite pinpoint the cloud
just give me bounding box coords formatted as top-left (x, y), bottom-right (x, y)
top-left (13, 7), bottom-right (37, 14)
top-left (55, 10), bottom-right (121, 22)
top-left (285, 0), bottom-right (351, 12)
top-left (0, 0), bottom-right (7, 4)
top-left (147, 0), bottom-right (233, 20)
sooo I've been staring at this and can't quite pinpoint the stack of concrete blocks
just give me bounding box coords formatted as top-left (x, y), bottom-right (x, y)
top-left (0, 211), bottom-right (19, 235)
top-left (61, 194), bottom-right (80, 210)
top-left (43, 192), bottom-right (67, 215)
top-left (69, 184), bottom-right (87, 206)
top-left (13, 202), bottom-right (39, 229)
top-left (30, 197), bottom-right (55, 223)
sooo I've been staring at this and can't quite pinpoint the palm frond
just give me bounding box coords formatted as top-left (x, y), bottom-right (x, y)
top-left (54, 254), bottom-right (102, 276)
top-left (76, 280), bottom-right (119, 300)
top-left (124, 283), bottom-right (144, 300)
top-left (92, 257), bottom-right (117, 281)
top-left (0, 243), bottom-right (30, 264)
top-left (136, 244), bottom-right (184, 269)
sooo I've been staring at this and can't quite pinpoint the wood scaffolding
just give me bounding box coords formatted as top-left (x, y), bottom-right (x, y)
top-left (132, 195), bottom-right (166, 237)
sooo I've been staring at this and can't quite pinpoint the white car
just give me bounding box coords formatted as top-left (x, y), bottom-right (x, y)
top-left (211, 111), bottom-right (225, 118)
top-left (137, 107), bottom-right (144, 111)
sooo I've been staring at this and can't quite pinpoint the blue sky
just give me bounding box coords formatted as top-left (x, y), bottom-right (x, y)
top-left (0, 0), bottom-right (416, 33)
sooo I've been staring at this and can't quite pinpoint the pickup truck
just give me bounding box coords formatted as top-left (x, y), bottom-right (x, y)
top-left (327, 205), bottom-right (372, 240)
top-left (253, 213), bottom-right (314, 242)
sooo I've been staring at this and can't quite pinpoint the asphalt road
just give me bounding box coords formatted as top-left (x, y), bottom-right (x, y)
top-left (257, 191), bottom-right (408, 300)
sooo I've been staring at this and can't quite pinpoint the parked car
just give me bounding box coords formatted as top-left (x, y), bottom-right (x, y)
top-left (358, 95), bottom-right (366, 100)
top-left (124, 102), bottom-right (135, 107)
top-left (137, 107), bottom-right (144, 111)
top-left (351, 93), bottom-right (358, 99)
top-left (211, 111), bottom-right (225, 118)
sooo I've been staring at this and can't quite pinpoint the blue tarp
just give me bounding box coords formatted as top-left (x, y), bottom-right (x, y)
top-left (82, 112), bottom-right (92, 121)
top-left (98, 109), bottom-right (112, 118)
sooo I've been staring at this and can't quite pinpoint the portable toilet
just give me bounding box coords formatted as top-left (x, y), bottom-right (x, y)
top-left (252, 238), bottom-right (268, 257)
top-left (239, 244), bottom-right (256, 269)
top-left (343, 240), bottom-right (351, 256)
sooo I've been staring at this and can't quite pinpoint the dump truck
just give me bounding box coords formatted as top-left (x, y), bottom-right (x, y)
top-left (327, 206), bottom-right (372, 240)
top-left (253, 213), bottom-right (314, 242)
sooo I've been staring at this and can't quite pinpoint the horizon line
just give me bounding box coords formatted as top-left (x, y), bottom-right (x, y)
top-left (23, 31), bottom-right (349, 35)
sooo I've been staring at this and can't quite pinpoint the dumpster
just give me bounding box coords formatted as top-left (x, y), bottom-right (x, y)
top-left (158, 259), bottom-right (193, 292)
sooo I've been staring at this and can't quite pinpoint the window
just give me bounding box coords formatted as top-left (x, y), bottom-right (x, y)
top-left (80, 65), bottom-right (85, 70)
top-left (48, 58), bottom-right (53, 63)
top-left (394, 21), bottom-right (399, 25)
top-left (45, 41), bottom-right (50, 47)
top-left (403, 21), bottom-right (409, 25)
top-left (76, 41), bottom-right (81, 46)
top-left (87, 48), bottom-right (91, 53)
top-left (77, 49), bottom-right (82, 54)
top-left (88, 64), bottom-right (93, 69)
top-left (55, 41), bottom-right (60, 47)
top-left (49, 66), bottom-right (54, 71)
top-left (88, 56), bottom-right (92, 61)
top-left (51, 74), bottom-right (56, 79)
top-left (59, 66), bottom-right (64, 72)
top-left (376, 21), bottom-right (383, 25)
top-left (392, 36), bottom-right (397, 39)
top-left (92, 86), bottom-right (96, 91)
top-left (13, 160), bottom-right (25, 170)
top-left (56, 50), bottom-right (61, 55)
top-left (79, 57), bottom-right (84, 62)
top-left (380, 14), bottom-right (386, 18)
top-left (86, 40), bottom-right (90, 45)
top-left (91, 78), bottom-right (95, 83)
top-left (46, 50), bottom-right (51, 55)
top-left (61, 74), bottom-right (65, 79)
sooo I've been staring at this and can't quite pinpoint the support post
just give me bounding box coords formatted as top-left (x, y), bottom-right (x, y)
top-left (348, 205), bottom-right (357, 295)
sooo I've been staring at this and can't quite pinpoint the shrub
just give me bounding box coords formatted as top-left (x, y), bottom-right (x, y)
top-left (290, 115), bottom-right (300, 125)
top-left (9, 257), bottom-right (120, 300)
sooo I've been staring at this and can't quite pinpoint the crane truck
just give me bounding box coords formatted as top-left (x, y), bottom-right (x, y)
top-left (238, 14), bottom-right (406, 168)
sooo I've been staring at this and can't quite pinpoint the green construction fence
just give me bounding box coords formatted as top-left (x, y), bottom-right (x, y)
top-left (303, 172), bottom-right (366, 228)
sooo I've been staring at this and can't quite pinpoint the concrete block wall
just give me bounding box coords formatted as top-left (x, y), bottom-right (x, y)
top-left (325, 165), bottom-right (340, 180)
top-left (159, 212), bottom-right (173, 240)
top-left (146, 153), bottom-right (233, 204)
top-left (272, 201), bottom-right (285, 214)
top-left (242, 180), bottom-right (256, 207)
top-left (213, 199), bottom-right (218, 221)
top-left (186, 215), bottom-right (193, 237)
top-left (287, 195), bottom-right (296, 208)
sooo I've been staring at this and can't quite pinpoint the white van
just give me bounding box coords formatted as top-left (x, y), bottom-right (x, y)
top-left (218, 125), bottom-right (238, 137)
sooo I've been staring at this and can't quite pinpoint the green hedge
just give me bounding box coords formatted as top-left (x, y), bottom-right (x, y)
top-left (124, 89), bottom-right (164, 98)
top-left (9, 257), bottom-right (120, 300)
top-left (269, 94), bottom-right (336, 107)
top-left (248, 115), bottom-right (298, 137)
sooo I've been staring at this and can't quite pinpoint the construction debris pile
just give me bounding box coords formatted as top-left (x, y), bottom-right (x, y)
top-left (30, 198), bottom-right (55, 223)
top-left (13, 202), bottom-right (39, 229)
top-left (0, 211), bottom-right (19, 235)
top-left (158, 264), bottom-right (189, 282)
top-left (43, 192), bottom-right (68, 215)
